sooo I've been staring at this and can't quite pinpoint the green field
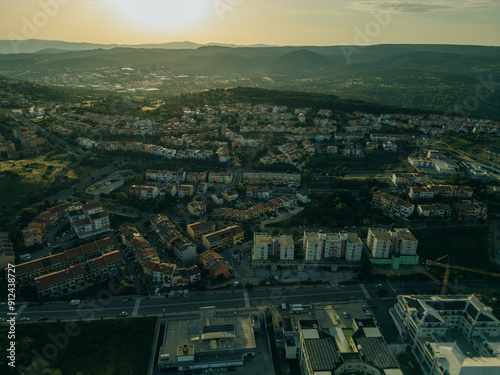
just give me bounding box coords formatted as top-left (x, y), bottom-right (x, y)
top-left (0, 318), bottom-right (157, 375)
top-left (413, 226), bottom-right (499, 273)
top-left (0, 152), bottom-right (108, 217)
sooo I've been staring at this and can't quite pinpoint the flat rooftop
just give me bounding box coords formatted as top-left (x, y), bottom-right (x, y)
top-left (160, 309), bottom-right (255, 363)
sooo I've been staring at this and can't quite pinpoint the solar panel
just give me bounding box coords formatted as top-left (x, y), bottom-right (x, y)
top-left (202, 324), bottom-right (234, 334)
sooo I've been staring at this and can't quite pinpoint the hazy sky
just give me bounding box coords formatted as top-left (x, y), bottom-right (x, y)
top-left (1, 0), bottom-right (499, 46)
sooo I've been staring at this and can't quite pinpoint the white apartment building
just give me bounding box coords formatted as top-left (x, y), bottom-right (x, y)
top-left (391, 295), bottom-right (500, 375)
top-left (367, 228), bottom-right (418, 259)
top-left (253, 233), bottom-right (294, 261)
top-left (303, 231), bottom-right (363, 262)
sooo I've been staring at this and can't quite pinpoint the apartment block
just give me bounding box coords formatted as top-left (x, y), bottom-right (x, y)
top-left (303, 231), bottom-right (363, 262)
top-left (391, 173), bottom-right (422, 187)
top-left (367, 228), bottom-right (419, 269)
top-left (253, 233), bottom-right (295, 261)
top-left (178, 185), bottom-right (195, 198)
top-left (186, 172), bottom-right (206, 184)
top-left (202, 226), bottom-right (244, 251)
top-left (392, 295), bottom-right (500, 375)
top-left (130, 185), bottom-right (159, 199)
top-left (66, 202), bottom-right (110, 239)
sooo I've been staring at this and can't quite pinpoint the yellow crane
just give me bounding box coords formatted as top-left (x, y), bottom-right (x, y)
top-left (425, 255), bottom-right (500, 295)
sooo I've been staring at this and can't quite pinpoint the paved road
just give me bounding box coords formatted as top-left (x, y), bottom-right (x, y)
top-left (2, 280), bottom-right (498, 322)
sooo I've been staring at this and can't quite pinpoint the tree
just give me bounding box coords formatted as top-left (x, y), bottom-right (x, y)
top-left (134, 174), bottom-right (144, 184)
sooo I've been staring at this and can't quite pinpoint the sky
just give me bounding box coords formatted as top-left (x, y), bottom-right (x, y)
top-left (1, 0), bottom-right (499, 46)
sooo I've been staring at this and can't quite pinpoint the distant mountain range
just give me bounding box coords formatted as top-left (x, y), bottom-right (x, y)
top-left (0, 39), bottom-right (275, 54)
top-left (0, 42), bottom-right (498, 119)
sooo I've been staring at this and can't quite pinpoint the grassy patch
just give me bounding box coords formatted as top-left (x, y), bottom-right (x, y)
top-left (0, 152), bottom-right (107, 216)
top-left (412, 226), bottom-right (499, 273)
top-left (0, 318), bottom-right (157, 375)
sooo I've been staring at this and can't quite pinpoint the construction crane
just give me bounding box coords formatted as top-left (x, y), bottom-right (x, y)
top-left (425, 255), bottom-right (500, 295)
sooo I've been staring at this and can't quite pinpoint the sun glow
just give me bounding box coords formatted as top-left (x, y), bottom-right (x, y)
top-left (111, 0), bottom-right (211, 32)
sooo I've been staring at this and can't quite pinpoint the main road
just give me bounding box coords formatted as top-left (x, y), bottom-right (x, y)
top-left (2, 280), bottom-right (497, 322)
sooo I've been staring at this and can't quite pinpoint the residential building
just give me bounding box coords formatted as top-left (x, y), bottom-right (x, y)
top-left (66, 202), bottom-right (110, 239)
top-left (391, 295), bottom-right (500, 375)
top-left (372, 191), bottom-right (415, 218)
top-left (23, 228), bottom-right (43, 247)
top-left (0, 232), bottom-right (15, 270)
top-left (208, 172), bottom-right (233, 184)
top-left (186, 221), bottom-right (216, 240)
top-left (178, 185), bottom-right (195, 198)
top-left (253, 233), bottom-right (295, 261)
top-left (130, 185), bottom-right (159, 199)
top-left (186, 172), bottom-right (206, 184)
top-left (246, 187), bottom-right (271, 200)
top-left (392, 173), bottom-right (422, 187)
top-left (223, 190), bottom-right (239, 202)
top-left (187, 201), bottom-right (207, 216)
top-left (242, 172), bottom-right (301, 187)
top-left (198, 250), bottom-right (230, 278)
top-left (367, 228), bottom-right (419, 269)
top-left (202, 226), bottom-right (244, 251)
top-left (7, 237), bottom-right (116, 284)
top-left (34, 250), bottom-right (124, 296)
top-left (303, 231), bottom-right (363, 262)
top-left (146, 170), bottom-right (186, 183)
top-left (157, 307), bottom-right (256, 372)
top-left (452, 202), bottom-right (488, 220)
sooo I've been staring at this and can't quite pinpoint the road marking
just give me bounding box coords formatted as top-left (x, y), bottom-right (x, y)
top-left (17, 303), bottom-right (27, 316)
top-left (132, 298), bottom-right (141, 316)
top-left (359, 284), bottom-right (371, 299)
top-left (243, 291), bottom-right (250, 307)
top-left (387, 281), bottom-right (397, 293)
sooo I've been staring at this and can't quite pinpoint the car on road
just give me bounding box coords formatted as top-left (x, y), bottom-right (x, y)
top-left (0, 317), bottom-right (6, 322)
top-left (121, 298), bottom-right (130, 303)
top-left (20, 317), bottom-right (30, 321)
top-left (117, 311), bottom-right (128, 317)
top-left (375, 283), bottom-right (382, 288)
top-left (39, 316), bottom-right (49, 321)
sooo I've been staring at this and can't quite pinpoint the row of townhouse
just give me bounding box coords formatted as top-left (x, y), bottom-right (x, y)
top-left (409, 184), bottom-right (474, 200)
top-left (23, 202), bottom-right (71, 247)
top-left (372, 191), bottom-right (415, 218)
top-left (202, 226), bottom-right (245, 252)
top-left (369, 133), bottom-right (409, 142)
top-left (66, 202), bottom-right (110, 239)
top-left (242, 172), bottom-right (301, 187)
top-left (95, 141), bottom-right (214, 160)
top-left (146, 170), bottom-right (186, 183)
top-left (121, 225), bottom-right (200, 288)
top-left (186, 221), bottom-right (216, 241)
top-left (453, 201), bottom-right (488, 220)
top-left (240, 124), bottom-right (336, 134)
top-left (198, 250), bottom-right (230, 279)
top-left (4, 237), bottom-right (116, 283)
top-left (303, 231), bottom-right (363, 262)
top-left (149, 214), bottom-right (197, 262)
top-left (246, 186), bottom-right (271, 200)
top-left (391, 173), bottom-right (422, 187)
top-left (416, 203), bottom-right (452, 218)
top-left (34, 250), bottom-right (124, 296)
top-left (215, 194), bottom-right (297, 221)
